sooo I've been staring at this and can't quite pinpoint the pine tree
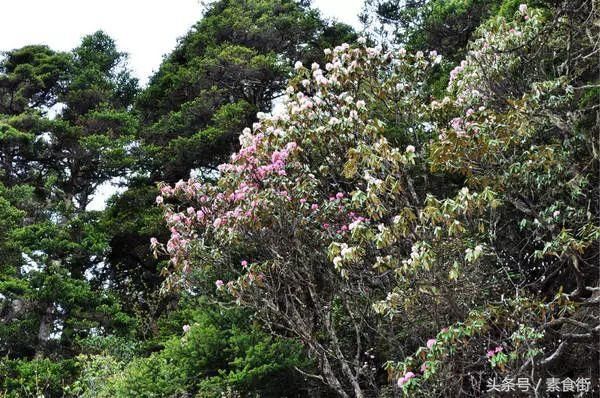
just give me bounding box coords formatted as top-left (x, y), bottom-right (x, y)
top-left (0, 32), bottom-right (137, 394)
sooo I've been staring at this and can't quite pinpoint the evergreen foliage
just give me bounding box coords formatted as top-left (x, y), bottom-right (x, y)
top-left (1, 0), bottom-right (598, 396)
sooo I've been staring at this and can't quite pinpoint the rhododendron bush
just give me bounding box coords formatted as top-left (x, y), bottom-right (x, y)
top-left (155, 3), bottom-right (598, 396)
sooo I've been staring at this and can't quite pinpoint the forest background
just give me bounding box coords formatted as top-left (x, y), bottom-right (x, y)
top-left (0, 0), bottom-right (598, 397)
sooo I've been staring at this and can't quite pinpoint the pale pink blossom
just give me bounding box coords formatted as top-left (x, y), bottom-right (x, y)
top-left (519, 4), bottom-right (528, 15)
top-left (487, 346), bottom-right (503, 358)
top-left (398, 371), bottom-right (416, 387)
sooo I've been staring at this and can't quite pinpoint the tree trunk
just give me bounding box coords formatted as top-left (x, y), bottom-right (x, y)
top-left (35, 303), bottom-right (54, 358)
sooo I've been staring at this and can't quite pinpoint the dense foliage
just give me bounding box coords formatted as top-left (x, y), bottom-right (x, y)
top-left (158, 0), bottom-right (599, 396)
top-left (0, 32), bottom-right (137, 395)
top-left (1, 0), bottom-right (598, 397)
top-left (1, 1), bottom-right (355, 396)
top-left (104, 0), bottom-right (356, 326)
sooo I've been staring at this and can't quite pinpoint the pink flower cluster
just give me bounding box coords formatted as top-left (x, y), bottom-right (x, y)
top-left (397, 371), bottom-right (415, 387)
top-left (223, 133), bottom-right (298, 181)
top-left (152, 40), bottom-right (438, 297)
top-left (449, 60), bottom-right (468, 83)
top-left (486, 346), bottom-right (503, 358)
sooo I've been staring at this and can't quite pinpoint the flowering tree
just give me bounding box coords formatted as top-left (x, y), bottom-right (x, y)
top-left (154, 39), bottom-right (446, 396)
top-left (156, 2), bottom-right (599, 396)
top-left (386, 3), bottom-right (600, 395)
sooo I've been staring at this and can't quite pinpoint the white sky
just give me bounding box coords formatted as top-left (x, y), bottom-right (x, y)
top-left (0, 0), bottom-right (363, 86)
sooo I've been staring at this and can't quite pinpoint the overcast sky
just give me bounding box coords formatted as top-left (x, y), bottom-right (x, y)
top-left (0, 0), bottom-right (363, 86)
